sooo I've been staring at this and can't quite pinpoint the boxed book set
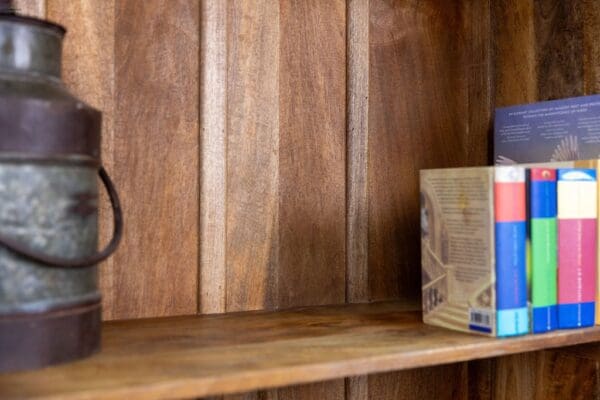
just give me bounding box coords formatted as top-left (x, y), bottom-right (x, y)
top-left (421, 95), bottom-right (600, 337)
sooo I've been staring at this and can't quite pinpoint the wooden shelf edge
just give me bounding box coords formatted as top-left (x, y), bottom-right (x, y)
top-left (2, 302), bottom-right (600, 399)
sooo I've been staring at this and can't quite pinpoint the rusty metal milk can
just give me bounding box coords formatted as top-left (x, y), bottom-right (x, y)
top-left (0, 1), bottom-right (122, 372)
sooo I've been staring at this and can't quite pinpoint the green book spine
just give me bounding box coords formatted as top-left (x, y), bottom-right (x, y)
top-left (529, 168), bottom-right (557, 333)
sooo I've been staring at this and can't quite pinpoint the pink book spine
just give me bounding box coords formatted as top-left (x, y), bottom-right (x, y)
top-left (557, 168), bottom-right (597, 328)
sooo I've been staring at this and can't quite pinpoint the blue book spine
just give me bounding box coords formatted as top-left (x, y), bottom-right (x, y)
top-left (495, 167), bottom-right (529, 337)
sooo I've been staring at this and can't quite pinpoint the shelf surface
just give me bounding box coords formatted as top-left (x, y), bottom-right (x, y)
top-left (3, 302), bottom-right (600, 399)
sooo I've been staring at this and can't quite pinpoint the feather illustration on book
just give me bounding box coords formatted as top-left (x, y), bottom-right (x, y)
top-left (551, 136), bottom-right (580, 162)
top-left (495, 155), bottom-right (517, 165)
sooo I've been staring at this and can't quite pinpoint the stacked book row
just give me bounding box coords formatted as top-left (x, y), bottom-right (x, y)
top-left (420, 162), bottom-right (598, 337)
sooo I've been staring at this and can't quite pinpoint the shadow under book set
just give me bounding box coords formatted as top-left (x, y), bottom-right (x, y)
top-left (421, 94), bottom-right (600, 337)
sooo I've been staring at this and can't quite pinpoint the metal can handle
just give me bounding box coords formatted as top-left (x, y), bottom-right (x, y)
top-left (0, 167), bottom-right (123, 268)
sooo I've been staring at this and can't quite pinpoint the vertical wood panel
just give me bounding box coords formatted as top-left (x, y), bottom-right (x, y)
top-left (493, 0), bottom-right (536, 107)
top-left (278, 381), bottom-right (344, 400)
top-left (369, 365), bottom-right (468, 400)
top-left (109, 0), bottom-right (199, 319)
top-left (468, 359), bottom-right (494, 400)
top-left (491, 353), bottom-right (539, 400)
top-left (278, 0), bottom-right (346, 309)
top-left (277, 1), bottom-right (346, 399)
top-left (534, 0), bottom-right (584, 100)
top-left (346, 1), bottom-right (370, 398)
top-left (225, 0), bottom-right (279, 312)
top-left (45, 0), bottom-right (116, 319)
top-left (200, 0), bottom-right (227, 315)
top-left (367, 0), bottom-right (471, 306)
top-left (535, 350), bottom-right (598, 399)
top-left (583, 0), bottom-right (600, 94)
top-left (347, 0), bottom-right (370, 305)
top-left (465, 0), bottom-right (493, 164)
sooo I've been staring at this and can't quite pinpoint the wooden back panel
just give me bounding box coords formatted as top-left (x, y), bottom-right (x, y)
top-left (11, 0), bottom-right (600, 399)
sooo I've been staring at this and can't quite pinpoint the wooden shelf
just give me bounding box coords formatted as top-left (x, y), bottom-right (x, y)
top-left (3, 302), bottom-right (600, 399)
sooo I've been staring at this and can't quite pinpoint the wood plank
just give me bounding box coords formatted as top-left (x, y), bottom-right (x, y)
top-left (278, 0), bottom-right (346, 309)
top-left (535, 349), bottom-right (597, 399)
top-left (277, 2), bottom-right (346, 399)
top-left (534, 0), bottom-right (584, 100)
top-left (492, 0), bottom-right (537, 107)
top-left (464, 0), bottom-right (493, 165)
top-left (368, 365), bottom-right (468, 400)
top-left (467, 359), bottom-right (494, 400)
top-left (108, 0), bottom-right (199, 319)
top-left (225, 0), bottom-right (279, 312)
top-left (200, 0), bottom-right (227, 315)
top-left (583, 0), bottom-right (600, 94)
top-left (491, 353), bottom-right (539, 400)
top-left (488, 349), bottom-right (597, 400)
top-left (346, 1), bottom-right (370, 396)
top-left (346, 0), bottom-right (370, 304)
top-left (3, 302), bottom-right (600, 400)
top-left (367, 0), bottom-right (471, 305)
top-left (46, 0), bottom-right (117, 320)
top-left (278, 381), bottom-right (344, 400)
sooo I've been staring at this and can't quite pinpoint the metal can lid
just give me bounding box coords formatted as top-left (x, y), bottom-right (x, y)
top-left (0, 0), bottom-right (65, 35)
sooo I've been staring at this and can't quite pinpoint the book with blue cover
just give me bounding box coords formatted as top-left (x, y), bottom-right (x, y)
top-left (494, 95), bottom-right (600, 165)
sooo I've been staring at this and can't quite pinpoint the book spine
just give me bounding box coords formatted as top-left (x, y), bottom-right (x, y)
top-left (495, 166), bottom-right (529, 336)
top-left (557, 168), bottom-right (597, 328)
top-left (573, 160), bottom-right (600, 325)
top-left (529, 168), bottom-right (558, 333)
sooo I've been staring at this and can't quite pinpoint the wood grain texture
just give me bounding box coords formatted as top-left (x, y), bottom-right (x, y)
top-left (278, 0), bottom-right (347, 309)
top-left (346, 0), bottom-right (370, 304)
top-left (583, 0), bottom-right (600, 94)
top-left (464, 0), bottom-right (493, 164)
top-left (493, 0), bottom-right (537, 107)
top-left (467, 359), bottom-right (494, 400)
top-left (534, 0), bottom-right (584, 100)
top-left (491, 353), bottom-right (539, 400)
top-left (277, 2), bottom-right (346, 399)
top-left (12, 0), bottom-right (45, 17)
top-left (488, 350), bottom-right (598, 400)
top-left (225, 0), bottom-right (279, 312)
top-left (200, 0), bottom-right (227, 315)
top-left (535, 350), bottom-right (598, 399)
top-left (4, 302), bottom-right (600, 400)
top-left (46, 0), bottom-right (117, 320)
top-left (369, 365), bottom-right (468, 400)
top-left (367, 0), bottom-right (472, 304)
top-left (278, 381), bottom-right (344, 400)
top-left (108, 0), bottom-right (199, 319)
top-left (346, 2), bottom-right (370, 397)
